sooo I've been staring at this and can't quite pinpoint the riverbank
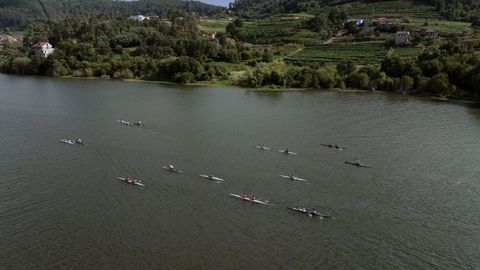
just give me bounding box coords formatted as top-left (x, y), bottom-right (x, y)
top-left (19, 73), bottom-right (476, 106)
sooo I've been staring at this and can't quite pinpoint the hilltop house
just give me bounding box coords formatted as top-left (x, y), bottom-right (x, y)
top-left (395, 31), bottom-right (411, 45)
top-left (33, 42), bottom-right (54, 57)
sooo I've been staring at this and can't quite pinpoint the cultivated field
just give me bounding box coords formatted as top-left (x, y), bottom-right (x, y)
top-left (287, 43), bottom-right (424, 63)
top-left (318, 0), bottom-right (440, 18)
top-left (402, 18), bottom-right (472, 34)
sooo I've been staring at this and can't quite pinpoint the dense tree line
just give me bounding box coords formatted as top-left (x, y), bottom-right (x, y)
top-left (0, 0), bottom-right (225, 29)
top-left (243, 41), bottom-right (480, 101)
top-left (0, 14), bottom-right (259, 83)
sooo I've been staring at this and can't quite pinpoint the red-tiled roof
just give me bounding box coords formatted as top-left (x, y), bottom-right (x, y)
top-left (33, 42), bottom-right (49, 47)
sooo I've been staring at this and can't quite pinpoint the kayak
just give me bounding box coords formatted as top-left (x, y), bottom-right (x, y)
top-left (118, 120), bottom-right (132, 126)
top-left (256, 145), bottom-right (271, 150)
top-left (75, 140), bottom-right (86, 146)
top-left (278, 149), bottom-right (297, 155)
top-left (59, 139), bottom-right (75, 145)
top-left (321, 144), bottom-right (346, 150)
top-left (162, 166), bottom-right (184, 173)
top-left (229, 194), bottom-right (269, 205)
top-left (287, 207), bottom-right (334, 219)
top-left (279, 175), bottom-right (308, 182)
top-left (345, 161), bottom-right (371, 168)
top-left (118, 120), bottom-right (143, 127)
top-left (199, 174), bottom-right (224, 182)
top-left (117, 177), bottom-right (145, 187)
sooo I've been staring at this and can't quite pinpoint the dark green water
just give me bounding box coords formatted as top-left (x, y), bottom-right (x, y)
top-left (1, 74), bottom-right (479, 269)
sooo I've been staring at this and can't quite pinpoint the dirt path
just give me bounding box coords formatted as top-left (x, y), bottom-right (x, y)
top-left (323, 30), bottom-right (347, 44)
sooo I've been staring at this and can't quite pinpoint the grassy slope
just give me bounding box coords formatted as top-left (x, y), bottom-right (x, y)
top-left (402, 19), bottom-right (472, 34)
top-left (198, 19), bottom-right (229, 33)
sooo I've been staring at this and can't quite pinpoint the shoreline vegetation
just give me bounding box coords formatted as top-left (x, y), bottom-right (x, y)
top-left (0, 7), bottom-right (479, 102)
top-left (21, 73), bottom-right (478, 106)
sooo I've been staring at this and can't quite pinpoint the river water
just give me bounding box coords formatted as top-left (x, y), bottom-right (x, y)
top-left (0, 74), bottom-right (479, 269)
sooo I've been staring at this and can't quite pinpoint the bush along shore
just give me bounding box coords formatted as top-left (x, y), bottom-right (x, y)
top-left (0, 12), bottom-right (479, 102)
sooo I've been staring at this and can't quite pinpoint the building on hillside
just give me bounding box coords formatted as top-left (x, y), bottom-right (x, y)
top-left (348, 18), bottom-right (364, 25)
top-left (395, 31), bottom-right (411, 45)
top-left (129, 15), bottom-right (148, 21)
top-left (424, 29), bottom-right (439, 39)
top-left (205, 32), bottom-right (217, 39)
top-left (33, 42), bottom-right (54, 57)
top-left (378, 17), bottom-right (390, 25)
top-left (281, 16), bottom-right (300, 20)
top-left (0, 34), bottom-right (18, 43)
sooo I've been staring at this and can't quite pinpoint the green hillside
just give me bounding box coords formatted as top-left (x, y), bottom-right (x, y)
top-left (0, 0), bottom-right (225, 28)
top-left (230, 0), bottom-right (480, 22)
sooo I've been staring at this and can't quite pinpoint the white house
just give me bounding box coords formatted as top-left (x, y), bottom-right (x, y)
top-left (129, 15), bottom-right (148, 21)
top-left (33, 42), bottom-right (55, 57)
top-left (395, 31), bottom-right (411, 45)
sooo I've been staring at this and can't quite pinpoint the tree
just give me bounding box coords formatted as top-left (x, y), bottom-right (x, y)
top-left (248, 67), bottom-right (265, 88)
top-left (419, 59), bottom-right (443, 77)
top-left (427, 73), bottom-right (454, 95)
top-left (336, 60), bottom-right (357, 77)
top-left (345, 72), bottom-right (370, 89)
top-left (175, 72), bottom-right (195, 84)
top-left (262, 50), bottom-right (274, 63)
top-left (7, 57), bottom-right (30, 74)
top-left (393, 75), bottom-right (415, 92)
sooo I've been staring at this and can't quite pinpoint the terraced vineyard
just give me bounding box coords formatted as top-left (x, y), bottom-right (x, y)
top-left (287, 43), bottom-right (388, 63)
top-left (287, 43), bottom-right (424, 63)
top-left (243, 15), bottom-right (324, 45)
top-left (393, 47), bottom-right (424, 57)
top-left (402, 19), bottom-right (472, 34)
top-left (318, 0), bottom-right (440, 18)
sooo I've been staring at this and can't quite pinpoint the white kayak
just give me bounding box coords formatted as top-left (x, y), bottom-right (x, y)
top-left (199, 174), bottom-right (224, 182)
top-left (162, 166), bottom-right (184, 173)
top-left (278, 149), bottom-right (297, 155)
top-left (256, 145), bottom-right (271, 150)
top-left (229, 194), bottom-right (269, 205)
top-left (117, 177), bottom-right (145, 187)
top-left (117, 120), bottom-right (132, 126)
top-left (279, 175), bottom-right (308, 182)
top-left (59, 139), bottom-right (75, 145)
